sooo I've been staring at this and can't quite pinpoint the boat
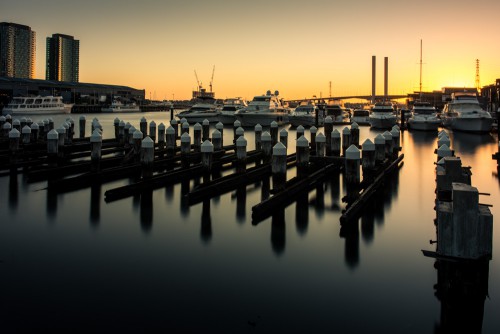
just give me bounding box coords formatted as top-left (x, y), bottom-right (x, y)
top-left (289, 102), bottom-right (323, 127)
top-left (218, 97), bottom-right (248, 125)
top-left (325, 101), bottom-right (349, 123)
top-left (176, 96), bottom-right (220, 123)
top-left (407, 101), bottom-right (441, 131)
top-left (368, 102), bottom-right (397, 129)
top-left (2, 95), bottom-right (73, 115)
top-left (351, 108), bottom-right (370, 125)
top-left (101, 100), bottom-right (140, 113)
top-left (441, 93), bottom-right (493, 133)
top-left (234, 90), bottom-right (290, 127)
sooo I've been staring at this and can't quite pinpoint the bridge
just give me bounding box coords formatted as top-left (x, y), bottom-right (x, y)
top-left (286, 94), bottom-right (407, 104)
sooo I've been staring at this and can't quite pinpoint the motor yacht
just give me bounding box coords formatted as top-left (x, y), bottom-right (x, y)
top-left (234, 90), bottom-right (290, 127)
top-left (441, 93), bottom-right (493, 133)
top-left (289, 102), bottom-right (323, 127)
top-left (218, 97), bottom-right (248, 125)
top-left (176, 96), bottom-right (220, 123)
top-left (407, 101), bottom-right (441, 131)
top-left (351, 109), bottom-right (370, 125)
top-left (368, 102), bottom-right (397, 129)
top-left (2, 96), bottom-right (73, 115)
top-left (101, 100), bottom-right (140, 113)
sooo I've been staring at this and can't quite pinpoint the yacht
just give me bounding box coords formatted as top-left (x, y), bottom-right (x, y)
top-left (325, 101), bottom-right (349, 123)
top-left (368, 102), bottom-right (397, 129)
top-left (2, 96), bottom-right (73, 115)
top-left (218, 97), bottom-right (248, 125)
top-left (176, 96), bottom-right (220, 123)
top-left (101, 100), bottom-right (140, 113)
top-left (441, 93), bottom-right (493, 133)
top-left (289, 102), bottom-right (323, 127)
top-left (351, 109), bottom-right (370, 125)
top-left (234, 90), bottom-right (290, 127)
top-left (407, 101), bottom-right (441, 131)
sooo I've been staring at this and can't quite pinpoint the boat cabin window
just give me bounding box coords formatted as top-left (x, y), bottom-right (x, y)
top-left (25, 99), bottom-right (34, 105)
top-left (43, 99), bottom-right (51, 103)
top-left (35, 99), bottom-right (42, 104)
top-left (51, 99), bottom-right (58, 103)
top-left (254, 97), bottom-right (271, 102)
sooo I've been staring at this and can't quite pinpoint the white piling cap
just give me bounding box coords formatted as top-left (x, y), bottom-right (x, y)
top-left (9, 128), bottom-right (20, 138)
top-left (345, 144), bottom-right (361, 160)
top-left (27, 118), bottom-right (32, 123)
top-left (362, 138), bottom-right (375, 151)
top-left (47, 129), bottom-right (59, 140)
top-left (194, 123), bottom-right (202, 130)
top-left (351, 122), bottom-right (359, 129)
top-left (383, 131), bottom-right (392, 140)
top-left (236, 127), bottom-right (244, 135)
top-left (141, 117), bottom-right (147, 122)
top-left (342, 127), bottom-right (351, 134)
top-left (90, 129), bottom-right (102, 142)
top-left (280, 128), bottom-right (288, 136)
top-left (158, 122), bottom-right (165, 130)
top-left (13, 119), bottom-right (20, 125)
top-left (273, 142), bottom-right (286, 155)
top-left (270, 121), bottom-right (278, 128)
top-left (22, 125), bottom-right (31, 133)
top-left (390, 128), bottom-right (400, 136)
top-left (324, 116), bottom-right (333, 123)
top-left (201, 140), bottom-right (214, 152)
top-left (0, 116), bottom-right (5, 121)
top-left (181, 132), bottom-right (191, 142)
top-left (437, 136), bottom-right (450, 147)
top-left (31, 122), bottom-right (39, 129)
top-left (310, 126), bottom-right (317, 133)
top-left (133, 130), bottom-right (143, 139)
top-left (203, 119), bottom-right (209, 125)
top-left (436, 157), bottom-right (446, 172)
top-left (216, 122), bottom-right (223, 129)
top-left (20, 117), bottom-right (27, 122)
top-left (234, 120), bottom-right (241, 127)
top-left (43, 119), bottom-right (49, 124)
top-left (125, 122), bottom-right (131, 128)
top-left (3, 122), bottom-right (12, 129)
top-left (332, 129), bottom-right (340, 138)
top-left (150, 120), bottom-right (156, 126)
top-left (182, 122), bottom-right (190, 128)
top-left (236, 135), bottom-right (247, 147)
top-left (114, 117), bottom-right (120, 124)
top-left (392, 125), bottom-right (400, 132)
top-left (142, 136), bottom-right (154, 148)
top-left (80, 115), bottom-right (86, 120)
top-left (57, 126), bottom-right (66, 134)
top-left (296, 125), bottom-right (305, 132)
top-left (375, 134), bottom-right (385, 144)
top-left (315, 132), bottom-right (326, 142)
top-left (63, 122), bottom-right (69, 129)
top-left (37, 121), bottom-right (44, 127)
top-left (437, 144), bottom-right (451, 155)
top-left (119, 120), bottom-right (126, 126)
top-left (255, 124), bottom-right (262, 131)
top-left (129, 126), bottom-right (136, 133)
top-left (5, 114), bottom-right (12, 119)
top-left (180, 118), bottom-right (187, 124)
top-left (212, 129), bottom-right (221, 138)
top-left (261, 131), bottom-right (271, 141)
top-left (297, 135), bottom-right (309, 147)
top-left (438, 130), bottom-right (448, 138)
top-left (166, 126), bottom-right (175, 134)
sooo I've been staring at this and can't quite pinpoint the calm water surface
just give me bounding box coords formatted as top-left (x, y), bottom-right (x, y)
top-left (1, 112), bottom-right (499, 333)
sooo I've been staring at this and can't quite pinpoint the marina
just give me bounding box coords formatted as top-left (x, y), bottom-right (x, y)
top-left (0, 111), bottom-right (499, 333)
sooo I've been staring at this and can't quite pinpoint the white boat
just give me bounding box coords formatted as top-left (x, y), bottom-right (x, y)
top-left (351, 109), bottom-right (370, 125)
top-left (368, 102), bottom-right (397, 129)
top-left (2, 95), bottom-right (73, 115)
top-left (101, 100), bottom-right (140, 113)
top-left (176, 97), bottom-right (220, 123)
top-left (289, 102), bottom-right (323, 127)
top-left (325, 102), bottom-right (349, 123)
top-left (234, 90), bottom-right (290, 127)
top-left (441, 93), bottom-right (493, 133)
top-left (407, 101), bottom-right (441, 131)
top-left (218, 97), bottom-right (248, 125)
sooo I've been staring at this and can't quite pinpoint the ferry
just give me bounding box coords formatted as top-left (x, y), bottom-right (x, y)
top-left (2, 96), bottom-right (73, 115)
top-left (101, 100), bottom-right (140, 113)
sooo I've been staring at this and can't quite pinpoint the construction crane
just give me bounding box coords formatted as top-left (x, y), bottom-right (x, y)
top-left (194, 70), bottom-right (201, 90)
top-left (209, 65), bottom-right (215, 92)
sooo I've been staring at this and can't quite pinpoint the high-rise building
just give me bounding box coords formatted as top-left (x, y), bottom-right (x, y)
top-left (0, 22), bottom-right (36, 79)
top-left (46, 33), bottom-right (79, 82)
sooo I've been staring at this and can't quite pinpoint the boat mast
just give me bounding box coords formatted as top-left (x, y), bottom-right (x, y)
top-left (419, 39), bottom-right (423, 100)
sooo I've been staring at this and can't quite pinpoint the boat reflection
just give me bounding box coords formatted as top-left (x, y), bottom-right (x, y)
top-left (450, 132), bottom-right (495, 155)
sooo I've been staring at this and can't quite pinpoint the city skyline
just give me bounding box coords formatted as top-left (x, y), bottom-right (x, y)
top-left (2, 0), bottom-right (500, 100)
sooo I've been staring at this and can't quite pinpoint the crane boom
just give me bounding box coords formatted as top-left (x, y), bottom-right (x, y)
top-left (209, 65), bottom-right (215, 92)
top-left (194, 70), bottom-right (200, 90)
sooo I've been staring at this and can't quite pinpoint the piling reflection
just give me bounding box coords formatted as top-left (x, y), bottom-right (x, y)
top-left (46, 188), bottom-right (57, 220)
top-left (89, 183), bottom-right (101, 227)
top-left (295, 192), bottom-right (309, 236)
top-left (8, 173), bottom-right (18, 211)
top-left (329, 173), bottom-right (342, 211)
top-left (180, 178), bottom-right (190, 217)
top-left (271, 208), bottom-right (286, 256)
top-left (311, 183), bottom-right (325, 219)
top-left (339, 219), bottom-right (359, 270)
top-left (201, 199), bottom-right (212, 243)
top-left (140, 189), bottom-right (153, 232)
top-left (235, 185), bottom-right (246, 223)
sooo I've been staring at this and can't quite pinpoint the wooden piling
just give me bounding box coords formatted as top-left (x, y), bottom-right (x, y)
top-left (236, 135), bottom-right (247, 173)
top-left (437, 144), bottom-right (453, 161)
top-left (315, 132), bottom-right (326, 157)
top-left (270, 121), bottom-right (279, 146)
top-left (158, 122), bottom-right (166, 147)
top-left (212, 129), bottom-right (222, 151)
top-left (310, 126), bottom-right (317, 149)
top-left (342, 127), bottom-right (351, 156)
top-left (215, 122), bottom-right (224, 147)
top-left (21, 125), bottom-right (31, 145)
top-left (47, 129), bottom-right (59, 163)
top-left (9, 128), bottom-right (20, 154)
top-left (296, 125), bottom-right (305, 140)
top-left (57, 126), bottom-right (66, 158)
top-left (296, 135), bottom-right (310, 178)
top-left (201, 140), bottom-right (214, 176)
top-left (37, 121), bottom-right (45, 141)
top-left (113, 117), bottom-right (120, 140)
top-left (12, 119), bottom-right (20, 132)
top-left (383, 131), bottom-right (393, 159)
top-left (255, 124), bottom-right (262, 150)
top-left (261, 131), bottom-right (272, 164)
top-left (280, 128), bottom-right (288, 148)
top-left (324, 116), bottom-right (333, 155)
top-left (374, 134), bottom-right (385, 163)
top-left (361, 139), bottom-right (376, 173)
top-left (0, 116), bottom-right (5, 137)
top-left (133, 130), bottom-right (143, 161)
top-left (202, 119), bottom-right (210, 142)
top-left (236, 127), bottom-right (244, 141)
top-left (437, 134), bottom-right (450, 150)
top-left (182, 121), bottom-right (190, 135)
top-left (2, 122), bottom-right (11, 138)
top-left (166, 126), bottom-right (176, 158)
top-left (351, 122), bottom-right (359, 147)
top-left (30, 122), bottom-right (39, 143)
top-left (140, 117), bottom-right (148, 138)
top-left (272, 142), bottom-right (287, 191)
top-left (170, 119), bottom-right (179, 139)
top-left (141, 136), bottom-right (155, 179)
top-left (79, 116), bottom-right (86, 138)
top-left (181, 132), bottom-right (191, 167)
top-left (149, 120), bottom-right (157, 143)
top-left (331, 129), bottom-right (341, 157)
top-left (345, 145), bottom-right (360, 184)
top-left (193, 123), bottom-right (202, 152)
top-left (233, 120), bottom-right (241, 143)
top-left (90, 129), bottom-right (102, 172)
top-left (391, 126), bottom-right (400, 156)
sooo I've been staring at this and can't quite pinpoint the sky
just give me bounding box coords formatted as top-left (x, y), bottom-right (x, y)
top-left (2, 0), bottom-right (500, 100)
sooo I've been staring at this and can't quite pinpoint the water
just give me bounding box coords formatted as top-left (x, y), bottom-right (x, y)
top-left (1, 112), bottom-right (499, 333)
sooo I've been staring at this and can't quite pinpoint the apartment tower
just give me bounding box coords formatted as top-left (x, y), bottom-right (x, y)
top-left (0, 22), bottom-right (36, 78)
top-left (46, 33), bottom-right (79, 82)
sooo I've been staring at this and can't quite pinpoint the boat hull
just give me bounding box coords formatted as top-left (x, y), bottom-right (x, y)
top-left (176, 112), bottom-right (221, 124)
top-left (408, 119), bottom-right (441, 131)
top-left (235, 112), bottom-right (289, 127)
top-left (289, 115), bottom-right (322, 127)
top-left (2, 106), bottom-right (72, 116)
top-left (101, 107), bottom-right (140, 113)
top-left (218, 113), bottom-right (236, 125)
top-left (447, 117), bottom-right (493, 133)
top-left (369, 115), bottom-right (397, 129)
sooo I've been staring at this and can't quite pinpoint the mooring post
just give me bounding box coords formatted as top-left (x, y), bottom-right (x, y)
top-left (12, 119), bottom-right (20, 132)
top-left (233, 120), bottom-right (241, 143)
top-left (324, 116), bottom-right (333, 155)
top-left (90, 129), bottom-right (102, 172)
top-left (0, 116), bottom-right (5, 136)
top-left (181, 132), bottom-right (191, 168)
top-left (315, 132), bottom-right (326, 157)
top-left (391, 125), bottom-right (400, 156)
top-left (171, 119), bottom-right (179, 139)
top-left (345, 145), bottom-right (361, 185)
top-left (400, 109), bottom-right (406, 129)
top-left (310, 126), bottom-right (317, 150)
top-left (47, 129), bottom-right (59, 165)
top-left (182, 121), bottom-right (190, 136)
top-left (255, 124), bottom-right (263, 150)
top-left (296, 135), bottom-right (310, 178)
top-left (9, 128), bottom-right (20, 157)
top-left (361, 138), bottom-right (376, 178)
top-left (63, 122), bottom-right (70, 145)
top-left (113, 117), bottom-right (120, 140)
top-left (149, 121), bottom-right (157, 143)
top-left (37, 121), bottom-right (44, 141)
top-left (48, 118), bottom-right (55, 131)
top-left (21, 125), bottom-right (31, 145)
top-left (67, 118), bottom-right (75, 144)
top-left (2, 122), bottom-right (11, 138)
top-left (212, 129), bottom-right (222, 151)
top-left (215, 122), bottom-right (224, 147)
top-left (116, 120), bottom-right (124, 146)
top-left (43, 119), bottom-right (49, 135)
top-left (20, 117), bottom-right (27, 130)
top-left (133, 130), bottom-right (143, 162)
top-left (5, 114), bottom-right (12, 126)
top-left (236, 127), bottom-right (244, 142)
top-left (30, 122), bottom-right (39, 143)
top-left (78, 116), bottom-right (86, 138)
top-left (141, 136), bottom-right (155, 179)
top-left (56, 126), bottom-right (66, 159)
top-left (296, 125), bottom-right (305, 140)
top-left (140, 117), bottom-right (148, 138)
top-left (342, 127), bottom-right (351, 156)
top-left (437, 133), bottom-right (450, 150)
top-left (193, 123), bottom-right (202, 152)
top-left (280, 128), bottom-right (288, 148)
top-left (383, 131), bottom-right (393, 159)
top-left (351, 122), bottom-right (359, 147)
top-left (374, 134), bottom-right (385, 164)
top-left (272, 142), bottom-right (287, 192)
top-left (166, 126), bottom-right (176, 158)
top-left (202, 119), bottom-right (210, 142)
top-left (157, 122), bottom-right (165, 148)
top-left (332, 129), bottom-right (341, 157)
top-left (437, 144), bottom-right (453, 162)
top-left (127, 126), bottom-right (136, 150)
top-left (170, 105), bottom-right (174, 121)
top-left (236, 135), bottom-right (247, 173)
top-left (270, 121), bottom-right (278, 146)
top-left (261, 131), bottom-right (272, 164)
top-left (201, 140), bottom-right (214, 181)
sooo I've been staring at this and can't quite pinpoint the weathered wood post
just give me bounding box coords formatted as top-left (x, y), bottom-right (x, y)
top-left (296, 135), bottom-right (310, 178)
top-left (127, 126), bottom-right (136, 149)
top-left (90, 129), bottom-right (102, 172)
top-left (236, 135), bottom-right (247, 173)
top-left (324, 116), bottom-right (333, 155)
top-left (181, 120), bottom-right (190, 135)
top-left (63, 122), bottom-right (70, 145)
top-left (350, 122), bottom-right (359, 147)
top-left (374, 134), bottom-right (385, 163)
top-left (261, 131), bottom-right (272, 164)
top-left (215, 122), bottom-right (224, 147)
top-left (296, 125), bottom-right (305, 140)
top-left (383, 131), bottom-right (393, 159)
top-left (48, 118), bottom-right (55, 131)
top-left (193, 123), bottom-right (202, 152)
top-left (202, 119), bottom-right (210, 142)
top-left (37, 121), bottom-right (44, 141)
top-left (332, 129), bottom-right (341, 156)
top-left (272, 142), bottom-right (287, 192)
top-left (157, 122), bottom-right (166, 156)
top-left (315, 132), bottom-right (326, 157)
top-left (0, 116), bottom-right (5, 136)
top-left (233, 120), bottom-right (241, 143)
top-left (437, 133), bottom-right (450, 150)
top-left (47, 129), bottom-right (59, 165)
top-left (342, 127), bottom-right (351, 156)
top-left (201, 140), bottom-right (214, 182)
top-left (345, 145), bottom-right (361, 185)
top-left (437, 144), bottom-right (453, 162)
top-left (12, 119), bottom-right (20, 132)
top-left (170, 119), bottom-right (179, 139)
top-left (270, 121), bottom-right (279, 146)
top-left (43, 119), bottom-right (50, 135)
top-left (166, 126), bottom-right (176, 158)
top-left (56, 126), bottom-right (66, 159)
top-left (5, 114), bottom-right (12, 126)
top-left (116, 120), bottom-right (124, 146)
top-left (67, 118), bottom-right (75, 144)
top-left (140, 117), bottom-right (148, 138)
top-left (113, 117), bottom-right (120, 140)
top-left (181, 132), bottom-right (191, 168)
top-left (361, 139), bottom-right (376, 178)
top-left (400, 109), bottom-right (406, 130)
top-left (212, 129), bottom-right (222, 151)
top-left (133, 130), bottom-right (143, 162)
top-left (9, 129), bottom-right (20, 167)
top-left (30, 122), bottom-right (39, 143)
top-left (79, 116), bottom-right (86, 138)
top-left (255, 124), bottom-right (262, 150)
top-left (310, 126), bottom-right (317, 150)
top-left (141, 136), bottom-right (155, 179)
top-left (280, 128), bottom-right (288, 148)
top-left (391, 126), bottom-right (400, 157)
top-left (2, 122), bottom-right (11, 138)
top-left (236, 127), bottom-right (244, 142)
top-left (21, 125), bottom-right (31, 145)
top-left (149, 120), bottom-right (156, 143)
top-left (20, 117), bottom-right (27, 130)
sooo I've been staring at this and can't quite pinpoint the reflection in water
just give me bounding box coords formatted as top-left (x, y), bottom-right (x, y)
top-left (340, 220), bottom-right (359, 270)
top-left (235, 185), bottom-right (246, 223)
top-left (450, 132), bottom-right (495, 155)
top-left (140, 190), bottom-right (153, 232)
top-left (201, 200), bottom-right (212, 243)
top-left (46, 188), bottom-right (57, 221)
top-left (261, 177), bottom-right (270, 202)
top-left (311, 183), bottom-right (325, 219)
top-left (360, 205), bottom-right (375, 245)
top-left (329, 173), bottom-right (341, 211)
top-left (295, 193), bottom-right (309, 236)
top-left (411, 130), bottom-right (439, 145)
top-left (90, 183), bottom-right (101, 227)
top-left (165, 184), bottom-right (174, 202)
top-left (271, 209), bottom-right (285, 256)
top-left (433, 259), bottom-right (489, 334)
top-left (9, 173), bottom-right (18, 211)
top-left (180, 178), bottom-right (190, 217)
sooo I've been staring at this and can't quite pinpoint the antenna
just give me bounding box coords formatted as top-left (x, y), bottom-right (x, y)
top-left (329, 81), bottom-right (332, 98)
top-left (475, 59), bottom-right (481, 93)
top-left (419, 39), bottom-right (423, 99)
top-left (209, 65), bottom-right (215, 92)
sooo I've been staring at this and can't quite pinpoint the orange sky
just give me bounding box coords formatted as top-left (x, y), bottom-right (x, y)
top-left (3, 0), bottom-right (500, 100)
